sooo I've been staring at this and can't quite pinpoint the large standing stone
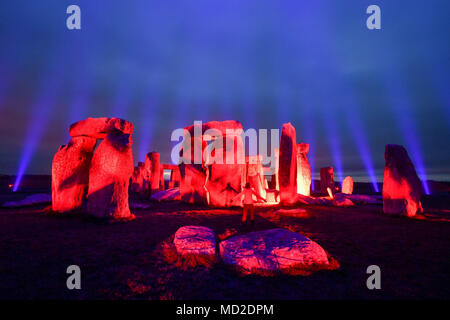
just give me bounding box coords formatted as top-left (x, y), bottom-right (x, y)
top-left (52, 136), bottom-right (97, 213)
top-left (383, 144), bottom-right (423, 217)
top-left (207, 163), bottom-right (245, 207)
top-left (320, 167), bottom-right (335, 194)
top-left (69, 117), bottom-right (133, 139)
top-left (296, 143), bottom-right (312, 196)
top-left (279, 123), bottom-right (297, 205)
top-left (87, 132), bottom-right (134, 220)
top-left (342, 176), bottom-right (354, 194)
top-left (180, 120), bottom-right (245, 206)
top-left (219, 229), bottom-right (330, 275)
top-left (147, 152), bottom-right (161, 195)
top-left (174, 226), bottom-right (216, 257)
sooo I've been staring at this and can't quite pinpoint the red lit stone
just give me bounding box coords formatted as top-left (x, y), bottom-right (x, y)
top-left (342, 176), bottom-right (354, 194)
top-left (87, 132), bottom-right (135, 220)
top-left (279, 123), bottom-right (297, 205)
top-left (320, 167), bottom-right (335, 194)
top-left (219, 229), bottom-right (330, 275)
top-left (69, 117), bottom-right (133, 139)
top-left (383, 144), bottom-right (423, 217)
top-left (296, 143), bottom-right (311, 196)
top-left (52, 136), bottom-right (97, 213)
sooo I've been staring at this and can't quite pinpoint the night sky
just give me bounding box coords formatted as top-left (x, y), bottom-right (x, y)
top-left (0, 0), bottom-right (449, 184)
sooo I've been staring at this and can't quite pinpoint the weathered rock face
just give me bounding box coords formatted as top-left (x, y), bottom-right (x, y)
top-left (279, 123), bottom-right (297, 205)
top-left (147, 152), bottom-right (160, 195)
top-left (383, 144), bottom-right (423, 217)
top-left (180, 163), bottom-right (208, 204)
top-left (320, 167), bottom-right (335, 194)
top-left (87, 132), bottom-right (134, 220)
top-left (296, 194), bottom-right (333, 206)
top-left (207, 163), bottom-right (244, 207)
top-left (180, 120), bottom-right (245, 207)
top-left (296, 143), bottom-right (311, 196)
top-left (170, 167), bottom-right (181, 188)
top-left (219, 229), bottom-right (330, 275)
top-left (246, 155), bottom-right (267, 200)
top-left (342, 176), bottom-right (354, 194)
top-left (69, 117), bottom-right (133, 139)
top-left (52, 136), bottom-right (97, 213)
top-left (174, 226), bottom-right (216, 257)
top-left (130, 162), bottom-right (145, 193)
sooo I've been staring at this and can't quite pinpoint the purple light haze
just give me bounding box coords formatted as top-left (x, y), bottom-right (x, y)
top-left (324, 108), bottom-right (344, 187)
top-left (383, 73), bottom-right (430, 194)
top-left (343, 98), bottom-right (380, 193)
top-left (13, 64), bottom-right (60, 191)
top-left (137, 97), bottom-right (155, 161)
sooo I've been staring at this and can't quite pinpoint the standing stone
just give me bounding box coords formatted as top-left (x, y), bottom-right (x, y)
top-left (342, 176), bottom-right (354, 194)
top-left (271, 148), bottom-right (280, 190)
top-left (159, 167), bottom-right (165, 191)
top-left (207, 163), bottom-right (245, 207)
top-left (87, 132), bottom-right (134, 220)
top-left (180, 163), bottom-right (208, 204)
top-left (383, 144), bottom-right (423, 217)
top-left (170, 167), bottom-right (181, 188)
top-left (246, 155), bottom-right (267, 200)
top-left (148, 152), bottom-right (161, 195)
top-left (52, 136), bottom-right (97, 213)
top-left (142, 153), bottom-right (153, 195)
top-left (279, 123), bottom-right (297, 205)
top-left (130, 162), bottom-right (145, 193)
top-left (296, 143), bottom-right (311, 196)
top-left (180, 120), bottom-right (245, 207)
top-left (320, 167), bottom-right (335, 194)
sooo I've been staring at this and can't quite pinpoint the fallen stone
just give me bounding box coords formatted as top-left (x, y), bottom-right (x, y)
top-left (296, 194), bottom-right (333, 206)
top-left (129, 201), bottom-right (152, 209)
top-left (383, 144), bottom-right (423, 217)
top-left (219, 228), bottom-right (330, 275)
top-left (274, 208), bottom-right (308, 217)
top-left (151, 187), bottom-right (181, 202)
top-left (174, 226), bottom-right (216, 257)
top-left (332, 193), bottom-right (355, 207)
top-left (87, 132), bottom-right (135, 220)
top-left (69, 117), bottom-right (133, 139)
top-left (2, 194), bottom-right (52, 208)
top-left (51, 136), bottom-right (97, 213)
top-left (346, 194), bottom-right (381, 205)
